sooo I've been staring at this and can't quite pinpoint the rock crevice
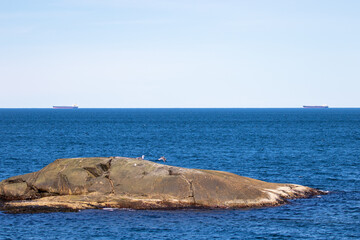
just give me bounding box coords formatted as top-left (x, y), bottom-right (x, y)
top-left (180, 175), bottom-right (196, 203)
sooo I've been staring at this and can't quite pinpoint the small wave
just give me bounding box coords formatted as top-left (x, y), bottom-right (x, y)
top-left (102, 208), bottom-right (117, 211)
top-left (102, 207), bottom-right (136, 211)
top-left (119, 208), bottom-right (135, 211)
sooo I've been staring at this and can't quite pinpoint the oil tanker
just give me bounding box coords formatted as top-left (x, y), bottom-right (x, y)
top-left (53, 104), bottom-right (78, 109)
top-left (303, 105), bottom-right (328, 109)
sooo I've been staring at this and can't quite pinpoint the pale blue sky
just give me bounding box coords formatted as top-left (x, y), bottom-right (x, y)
top-left (1, 0), bottom-right (359, 108)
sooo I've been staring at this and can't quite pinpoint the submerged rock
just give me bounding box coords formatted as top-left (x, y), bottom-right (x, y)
top-left (0, 157), bottom-right (325, 213)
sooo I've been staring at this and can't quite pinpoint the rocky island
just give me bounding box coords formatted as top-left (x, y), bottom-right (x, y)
top-left (0, 157), bottom-right (325, 213)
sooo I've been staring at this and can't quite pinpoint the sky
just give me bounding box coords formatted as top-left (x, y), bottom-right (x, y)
top-left (0, 0), bottom-right (359, 108)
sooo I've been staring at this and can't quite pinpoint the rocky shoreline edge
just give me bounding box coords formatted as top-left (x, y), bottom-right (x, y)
top-left (0, 157), bottom-right (326, 213)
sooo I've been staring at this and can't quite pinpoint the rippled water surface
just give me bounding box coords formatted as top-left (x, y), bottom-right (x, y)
top-left (0, 108), bottom-right (359, 239)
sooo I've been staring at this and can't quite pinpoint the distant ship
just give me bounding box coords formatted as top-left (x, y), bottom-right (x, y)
top-left (303, 105), bottom-right (328, 109)
top-left (53, 104), bottom-right (79, 109)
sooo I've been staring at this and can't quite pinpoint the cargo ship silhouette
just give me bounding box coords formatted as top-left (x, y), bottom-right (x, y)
top-left (303, 105), bottom-right (328, 109)
top-left (53, 104), bottom-right (78, 109)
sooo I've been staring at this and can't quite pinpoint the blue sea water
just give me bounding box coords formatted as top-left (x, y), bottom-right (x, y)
top-left (0, 108), bottom-right (359, 239)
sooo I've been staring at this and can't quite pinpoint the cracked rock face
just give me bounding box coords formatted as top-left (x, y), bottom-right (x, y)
top-left (0, 157), bottom-right (325, 213)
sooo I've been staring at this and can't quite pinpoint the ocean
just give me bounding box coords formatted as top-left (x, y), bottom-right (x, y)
top-left (0, 108), bottom-right (359, 239)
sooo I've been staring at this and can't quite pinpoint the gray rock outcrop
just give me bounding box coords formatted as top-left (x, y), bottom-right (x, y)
top-left (0, 157), bottom-right (325, 213)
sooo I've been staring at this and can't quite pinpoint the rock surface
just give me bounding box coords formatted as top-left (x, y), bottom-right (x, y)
top-left (0, 157), bottom-right (324, 213)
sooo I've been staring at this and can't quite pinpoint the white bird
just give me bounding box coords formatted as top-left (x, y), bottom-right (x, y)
top-left (158, 156), bottom-right (166, 162)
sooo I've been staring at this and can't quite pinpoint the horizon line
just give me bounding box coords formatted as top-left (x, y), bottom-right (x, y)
top-left (0, 107), bottom-right (359, 109)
